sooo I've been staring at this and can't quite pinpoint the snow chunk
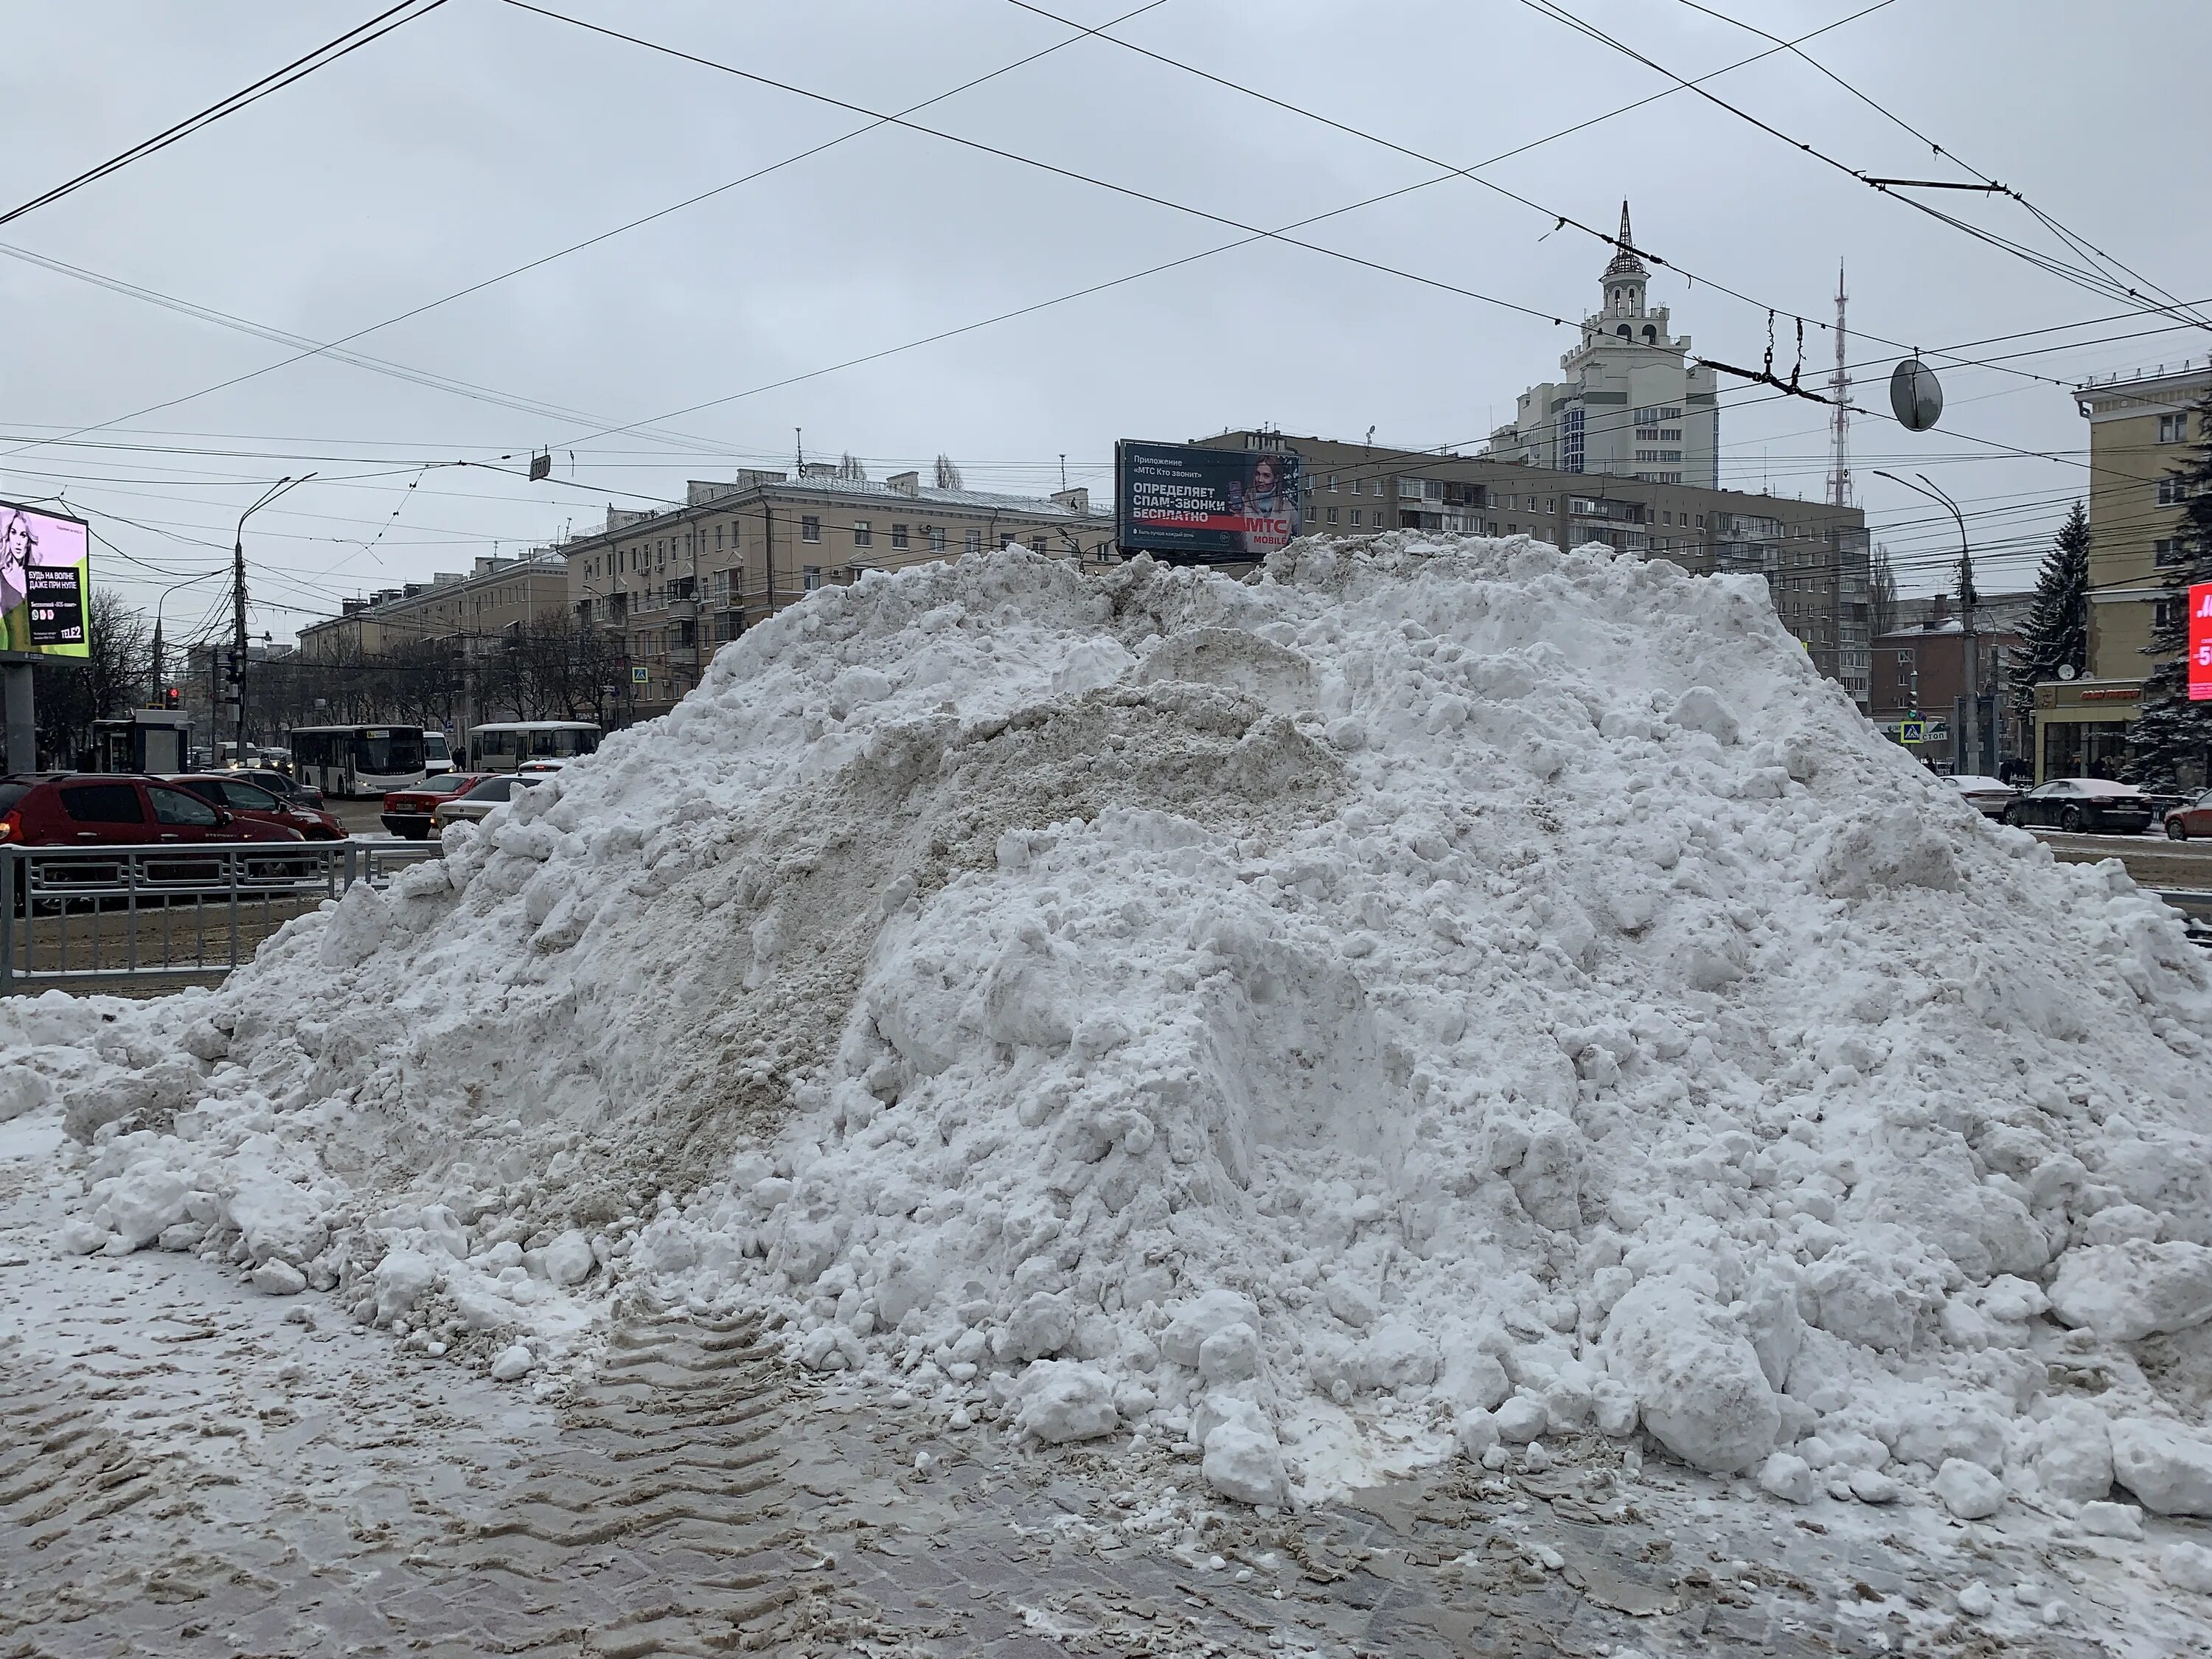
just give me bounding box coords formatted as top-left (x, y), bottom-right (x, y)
top-left (1014, 1360), bottom-right (1119, 1444)
top-left (490, 1343), bottom-right (534, 1382)
top-left (2110, 1419), bottom-right (2212, 1517)
top-left (1934, 1458), bottom-right (2005, 1520)
top-left (2048, 1240), bottom-right (2212, 1342)
top-left (1201, 1394), bottom-right (1287, 1506)
top-left (1604, 1278), bottom-right (1779, 1474)
top-left (1160, 1290), bottom-right (1261, 1368)
top-left (250, 1258), bottom-right (307, 1296)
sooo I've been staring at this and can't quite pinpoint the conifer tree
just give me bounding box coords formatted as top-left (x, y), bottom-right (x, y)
top-left (2124, 392), bottom-right (2212, 793)
top-left (2008, 500), bottom-right (2090, 735)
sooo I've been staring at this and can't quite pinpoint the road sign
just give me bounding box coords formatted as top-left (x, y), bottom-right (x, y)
top-left (630, 665), bottom-right (649, 684)
top-left (1897, 718), bottom-right (1926, 742)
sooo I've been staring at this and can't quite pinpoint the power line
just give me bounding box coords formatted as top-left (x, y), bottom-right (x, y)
top-left (0, 1), bottom-right (451, 229)
top-left (1672, 0), bottom-right (2212, 333)
top-left (1517, 0), bottom-right (2212, 334)
top-left (0, 0), bottom-right (1172, 472)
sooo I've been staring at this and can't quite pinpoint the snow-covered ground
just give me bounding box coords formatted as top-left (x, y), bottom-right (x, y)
top-left (7, 536), bottom-right (2212, 1652)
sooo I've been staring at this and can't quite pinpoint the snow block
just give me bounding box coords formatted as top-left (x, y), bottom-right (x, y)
top-left (1604, 1278), bottom-right (1781, 1474)
top-left (2110, 1419), bottom-right (2212, 1517)
top-left (1014, 1360), bottom-right (1119, 1444)
top-left (2048, 1241), bottom-right (2212, 1342)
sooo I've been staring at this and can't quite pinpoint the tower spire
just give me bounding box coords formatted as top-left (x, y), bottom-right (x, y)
top-left (1603, 199), bottom-right (1648, 279)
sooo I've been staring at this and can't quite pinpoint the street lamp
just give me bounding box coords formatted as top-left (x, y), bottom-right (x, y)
top-left (232, 475), bottom-right (313, 759)
top-left (147, 568), bottom-right (223, 705)
top-left (1874, 470), bottom-right (1983, 774)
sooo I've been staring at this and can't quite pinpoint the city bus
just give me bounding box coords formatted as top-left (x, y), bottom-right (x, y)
top-left (467, 720), bottom-right (602, 773)
top-left (288, 725), bottom-right (431, 799)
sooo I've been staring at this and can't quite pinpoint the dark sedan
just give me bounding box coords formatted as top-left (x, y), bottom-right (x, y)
top-left (167, 773), bottom-right (345, 840)
top-left (2001, 778), bottom-right (2156, 835)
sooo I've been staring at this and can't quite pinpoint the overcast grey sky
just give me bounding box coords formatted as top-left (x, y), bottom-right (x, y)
top-left (4, 0), bottom-right (2207, 644)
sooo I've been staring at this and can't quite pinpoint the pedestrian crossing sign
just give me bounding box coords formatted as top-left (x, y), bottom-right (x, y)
top-left (1897, 719), bottom-right (1926, 743)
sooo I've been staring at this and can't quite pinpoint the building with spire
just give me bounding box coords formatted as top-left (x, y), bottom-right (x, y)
top-left (1482, 203), bottom-right (1719, 488)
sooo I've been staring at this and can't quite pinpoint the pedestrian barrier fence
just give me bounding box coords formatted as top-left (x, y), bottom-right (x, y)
top-left (0, 840), bottom-right (442, 993)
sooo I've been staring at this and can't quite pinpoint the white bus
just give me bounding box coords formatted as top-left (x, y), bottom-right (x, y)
top-left (288, 725), bottom-right (431, 798)
top-left (467, 720), bottom-right (602, 773)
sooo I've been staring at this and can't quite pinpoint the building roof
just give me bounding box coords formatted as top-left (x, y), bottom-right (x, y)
top-left (761, 474), bottom-right (1105, 517)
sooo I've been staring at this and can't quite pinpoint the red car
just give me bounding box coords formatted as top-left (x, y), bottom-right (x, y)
top-left (167, 773), bottom-right (344, 840)
top-left (2166, 789), bottom-right (2212, 841)
top-left (0, 774), bottom-right (307, 848)
top-left (381, 772), bottom-right (488, 840)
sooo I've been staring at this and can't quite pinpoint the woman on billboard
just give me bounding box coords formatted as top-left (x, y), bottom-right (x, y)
top-left (1227, 455), bottom-right (1297, 557)
top-left (1, 509), bottom-right (35, 652)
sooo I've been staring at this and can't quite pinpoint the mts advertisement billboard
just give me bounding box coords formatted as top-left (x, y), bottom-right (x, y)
top-left (1, 501), bottom-right (90, 659)
top-left (2191, 581), bottom-right (2212, 702)
top-left (1116, 441), bottom-right (1302, 563)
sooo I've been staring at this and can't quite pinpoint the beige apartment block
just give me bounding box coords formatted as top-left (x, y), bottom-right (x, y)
top-left (563, 467), bottom-right (1116, 714)
top-left (296, 554), bottom-right (571, 661)
top-left (2035, 358), bottom-right (2212, 777)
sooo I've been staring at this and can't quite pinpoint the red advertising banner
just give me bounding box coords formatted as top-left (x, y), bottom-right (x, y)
top-left (2193, 581), bottom-right (2212, 703)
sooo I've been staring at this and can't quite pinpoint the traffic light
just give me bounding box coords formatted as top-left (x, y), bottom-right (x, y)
top-left (164, 686), bottom-right (181, 709)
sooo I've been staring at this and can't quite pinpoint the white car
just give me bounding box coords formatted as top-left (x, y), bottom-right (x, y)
top-left (1947, 774), bottom-right (2019, 819)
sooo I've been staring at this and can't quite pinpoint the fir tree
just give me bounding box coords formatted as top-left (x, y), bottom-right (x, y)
top-left (933, 453), bottom-right (964, 491)
top-left (2124, 392), bottom-right (2212, 793)
top-left (2007, 500), bottom-right (2090, 735)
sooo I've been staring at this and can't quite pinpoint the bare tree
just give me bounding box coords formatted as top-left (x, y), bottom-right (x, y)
top-left (933, 453), bottom-right (964, 491)
top-left (32, 590), bottom-right (150, 766)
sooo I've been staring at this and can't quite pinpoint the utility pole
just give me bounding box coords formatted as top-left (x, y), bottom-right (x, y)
top-left (231, 476), bottom-right (310, 763)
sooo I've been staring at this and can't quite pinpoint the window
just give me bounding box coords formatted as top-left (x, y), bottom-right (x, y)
top-left (60, 783), bottom-right (144, 824)
top-left (853, 521), bottom-right (872, 547)
top-left (928, 526), bottom-right (947, 553)
top-left (1371, 479), bottom-right (1384, 497)
top-left (1544, 497), bottom-right (1556, 513)
top-left (2156, 538), bottom-right (2184, 566)
top-left (2157, 478), bottom-right (2191, 506)
top-left (2154, 598), bottom-right (2178, 630)
top-left (1030, 535), bottom-right (1047, 555)
top-left (964, 529), bottom-right (982, 554)
top-left (1000, 532), bottom-right (1017, 550)
top-left (1694, 513), bottom-right (1705, 528)
top-left (219, 781), bottom-right (281, 810)
top-left (801, 515), bottom-right (821, 542)
top-left (891, 523), bottom-right (909, 549)
top-left (2160, 413), bottom-right (2191, 444)
top-left (1399, 478), bottom-right (1423, 499)
top-left (1424, 480), bottom-right (1443, 501)
top-left (1326, 507), bottom-right (1339, 525)
top-left (150, 786), bottom-right (220, 827)
top-left (1350, 508), bottom-right (1363, 526)
top-left (802, 566), bottom-right (822, 591)
top-left (1326, 475), bottom-right (1338, 493)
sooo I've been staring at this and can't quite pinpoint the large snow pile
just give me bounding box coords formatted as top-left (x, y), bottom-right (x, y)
top-left (10, 537), bottom-right (2212, 1521)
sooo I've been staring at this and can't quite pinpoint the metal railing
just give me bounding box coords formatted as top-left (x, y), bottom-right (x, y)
top-left (1, 839), bottom-right (442, 993)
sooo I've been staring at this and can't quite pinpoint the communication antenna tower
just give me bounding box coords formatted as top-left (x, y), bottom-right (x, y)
top-left (1828, 262), bottom-right (1852, 507)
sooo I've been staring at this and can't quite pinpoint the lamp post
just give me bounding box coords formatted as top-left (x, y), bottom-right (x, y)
top-left (232, 476), bottom-right (313, 760)
top-left (1875, 470), bottom-right (1981, 773)
top-left (147, 569), bottom-right (222, 706)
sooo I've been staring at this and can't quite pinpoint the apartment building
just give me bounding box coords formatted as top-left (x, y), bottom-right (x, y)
top-left (563, 466), bottom-right (1117, 715)
top-left (2034, 358), bottom-right (2212, 778)
top-left (1196, 429), bottom-right (1872, 707)
top-left (1482, 204), bottom-right (1720, 490)
top-left (295, 554), bottom-right (570, 661)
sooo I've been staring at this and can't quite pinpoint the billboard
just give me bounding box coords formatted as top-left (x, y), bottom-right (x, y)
top-left (0, 501), bottom-right (90, 659)
top-left (1115, 440), bottom-right (1302, 563)
top-left (2191, 581), bottom-right (2212, 703)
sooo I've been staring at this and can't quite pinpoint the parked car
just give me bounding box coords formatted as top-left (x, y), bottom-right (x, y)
top-left (1947, 774), bottom-right (2019, 819)
top-left (2165, 788), bottom-right (2212, 841)
top-left (227, 765), bottom-right (324, 808)
top-left (2000, 777), bottom-right (2157, 835)
top-left (167, 773), bottom-right (344, 840)
top-left (516, 758), bottom-right (568, 775)
top-left (431, 773), bottom-right (543, 834)
top-left (0, 774), bottom-right (307, 849)
top-left (381, 772), bottom-right (488, 839)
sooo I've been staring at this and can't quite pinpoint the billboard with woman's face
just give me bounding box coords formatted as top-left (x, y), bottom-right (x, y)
top-left (0, 501), bottom-right (90, 658)
top-left (1115, 441), bottom-right (1303, 563)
